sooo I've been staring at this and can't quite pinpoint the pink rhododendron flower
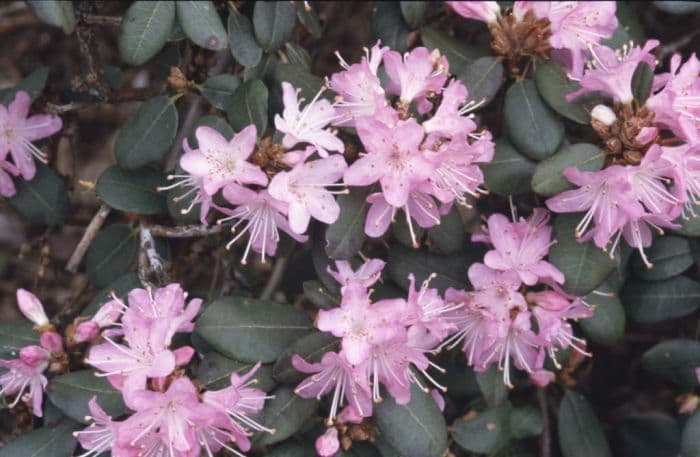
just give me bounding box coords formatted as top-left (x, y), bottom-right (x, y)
top-left (0, 345), bottom-right (49, 417)
top-left (421, 79), bottom-right (477, 138)
top-left (316, 427), bottom-right (340, 457)
top-left (327, 258), bottom-right (386, 289)
top-left (364, 189), bottom-right (442, 246)
top-left (0, 157), bottom-right (19, 197)
top-left (274, 82), bottom-right (344, 157)
top-left (0, 90), bottom-right (62, 180)
top-left (383, 47), bottom-right (449, 114)
top-left (404, 274), bottom-right (457, 349)
top-left (158, 171), bottom-right (214, 225)
top-left (123, 283), bottom-right (201, 335)
top-left (446, 1), bottom-right (501, 23)
top-left (16, 288), bottom-right (50, 327)
top-left (180, 125), bottom-right (267, 195)
top-left (74, 397), bottom-right (121, 457)
top-left (659, 143), bottom-right (700, 216)
top-left (74, 298), bottom-right (123, 344)
top-left (268, 152), bottom-right (347, 234)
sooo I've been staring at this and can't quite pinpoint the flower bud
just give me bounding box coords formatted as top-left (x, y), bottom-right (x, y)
top-left (92, 299), bottom-right (122, 328)
top-left (16, 289), bottom-right (49, 327)
top-left (591, 104), bottom-right (617, 126)
top-left (74, 321), bottom-right (100, 344)
top-left (316, 428), bottom-right (340, 457)
top-left (529, 369), bottom-right (555, 387)
top-left (40, 331), bottom-right (64, 355)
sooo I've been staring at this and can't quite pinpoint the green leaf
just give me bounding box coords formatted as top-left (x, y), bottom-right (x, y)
top-left (253, 1), bottom-right (297, 51)
top-left (388, 245), bottom-right (480, 293)
top-left (256, 386), bottom-right (319, 446)
top-left (618, 414), bottom-right (681, 457)
top-left (273, 332), bottom-right (340, 384)
top-left (622, 276), bottom-right (700, 323)
top-left (46, 370), bottom-right (127, 424)
top-left (311, 225), bottom-right (341, 294)
top-left (580, 283), bottom-right (626, 347)
top-left (504, 79), bottom-right (564, 160)
top-left (481, 138), bottom-right (537, 196)
top-left (200, 74), bottom-right (241, 110)
top-left (266, 442), bottom-right (316, 457)
top-left (325, 187), bottom-right (371, 260)
top-left (371, 2), bottom-right (410, 53)
top-left (458, 56), bottom-right (504, 106)
top-left (654, 1), bottom-right (700, 14)
top-left (452, 402), bottom-right (512, 454)
top-left (302, 280), bottom-right (340, 309)
top-left (270, 63), bottom-right (325, 115)
top-left (631, 236), bottom-right (693, 280)
top-left (535, 60), bottom-right (591, 124)
top-left (0, 320), bottom-right (38, 359)
top-left (115, 95), bottom-right (178, 169)
top-left (26, 0), bottom-right (75, 34)
top-left (681, 411), bottom-right (700, 457)
top-left (175, 1), bottom-right (227, 50)
top-left (0, 67), bottom-right (49, 104)
top-left (375, 384), bottom-right (448, 457)
top-left (421, 27), bottom-right (486, 75)
top-left (195, 351), bottom-right (275, 391)
top-left (558, 391), bottom-right (613, 457)
top-left (85, 224), bottom-right (138, 288)
top-left (400, 1), bottom-right (428, 28)
top-left (96, 165), bottom-right (168, 215)
top-left (632, 62), bottom-right (654, 105)
top-left (0, 419), bottom-right (79, 456)
top-left (673, 215), bottom-right (700, 236)
top-left (243, 52), bottom-right (278, 82)
top-left (511, 406), bottom-right (543, 439)
top-left (118, 1), bottom-right (175, 66)
top-left (549, 214), bottom-right (617, 296)
top-left (641, 339), bottom-right (700, 387)
top-left (225, 79), bottom-right (269, 134)
top-left (284, 43), bottom-right (312, 69)
top-left (82, 272), bottom-right (141, 317)
top-left (196, 296), bottom-right (312, 363)
top-left (296, 1), bottom-right (322, 38)
top-left (476, 365), bottom-right (508, 407)
top-left (8, 164), bottom-right (69, 225)
top-left (427, 206), bottom-right (465, 255)
top-left (227, 10), bottom-right (263, 67)
top-left (532, 143), bottom-right (604, 197)
top-left (186, 114), bottom-right (234, 147)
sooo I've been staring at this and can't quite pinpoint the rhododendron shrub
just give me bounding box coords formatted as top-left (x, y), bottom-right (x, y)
top-left (1, 1), bottom-right (700, 456)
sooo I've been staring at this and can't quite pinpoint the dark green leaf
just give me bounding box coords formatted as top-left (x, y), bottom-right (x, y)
top-left (631, 236), bottom-right (693, 280)
top-left (535, 60), bottom-right (591, 124)
top-left (400, 1), bottom-right (428, 28)
top-left (452, 402), bottom-right (512, 454)
top-left (674, 215), bottom-right (700, 236)
top-left (186, 114), bottom-right (234, 147)
top-left (273, 332), bottom-right (340, 384)
top-left (549, 214), bottom-right (617, 296)
top-left (253, 1), bottom-right (297, 51)
top-left (96, 165), bottom-right (168, 215)
top-left (641, 339), bottom-right (700, 388)
top-left (458, 56), bottom-right (504, 106)
top-left (505, 79), bottom-right (564, 160)
top-left (303, 280), bottom-right (340, 309)
top-left (227, 10), bottom-right (263, 67)
top-left (243, 52), bottom-right (278, 82)
top-left (326, 187), bottom-right (370, 260)
top-left (392, 213), bottom-right (426, 248)
top-left (285, 43), bottom-right (311, 69)
top-left (82, 272), bottom-right (141, 317)
top-left (195, 351), bottom-right (275, 391)
top-left (622, 276), bottom-right (700, 323)
top-left (311, 225), bottom-right (341, 294)
top-left (200, 74), bottom-right (241, 110)
top-left (511, 406), bottom-right (543, 439)
top-left (118, 1), bottom-right (175, 66)
top-left (8, 164), bottom-right (69, 225)
top-left (47, 370), bottom-right (127, 424)
top-left (0, 320), bottom-right (37, 359)
top-left (256, 386), bottom-right (319, 446)
top-left (0, 67), bottom-right (49, 104)
top-left (618, 414), bottom-right (681, 457)
top-left (196, 296), bottom-right (312, 363)
top-left (421, 27), bottom-right (487, 75)
top-left (225, 79), bottom-right (269, 134)
top-left (427, 206), bottom-right (465, 255)
top-left (388, 245), bottom-right (480, 293)
top-left (481, 138), bottom-right (537, 196)
top-left (115, 95), bottom-right (178, 169)
top-left (476, 365), bottom-right (508, 407)
top-left (681, 411), bottom-right (700, 457)
top-left (0, 419), bottom-right (78, 456)
top-left (371, 2), bottom-right (410, 53)
top-left (632, 62), bottom-right (654, 105)
top-left (168, 16), bottom-right (186, 41)
top-left (558, 391), bottom-right (613, 457)
top-left (580, 283), bottom-right (625, 346)
top-left (85, 224), bottom-right (138, 288)
top-left (26, 0), bottom-right (75, 34)
top-left (270, 63), bottom-right (325, 115)
top-left (654, 1), bottom-right (700, 14)
top-left (602, 2), bottom-right (646, 48)
top-left (532, 143), bottom-right (604, 196)
top-left (175, 1), bottom-right (227, 50)
top-left (266, 442), bottom-right (316, 457)
top-left (375, 384), bottom-right (448, 457)
top-left (296, 1), bottom-right (322, 38)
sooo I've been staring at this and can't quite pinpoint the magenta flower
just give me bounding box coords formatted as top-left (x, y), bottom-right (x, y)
top-left (567, 40), bottom-right (659, 104)
top-left (327, 258), bottom-right (386, 289)
top-left (274, 82), bottom-right (344, 157)
top-left (0, 91), bottom-right (62, 180)
top-left (316, 427), bottom-right (340, 457)
top-left (74, 397), bottom-right (120, 457)
top-left (364, 189), bottom-right (441, 246)
top-left (179, 125), bottom-right (267, 196)
top-left (123, 283), bottom-right (201, 335)
top-left (16, 288), bottom-right (50, 328)
top-left (219, 186), bottom-right (307, 264)
top-left (660, 143), bottom-right (700, 216)
top-left (268, 153), bottom-right (347, 234)
top-left (74, 298), bottom-right (123, 344)
top-left (383, 47), bottom-right (449, 114)
top-left (0, 345), bottom-right (49, 417)
top-left (344, 116), bottom-right (434, 207)
top-left (404, 274), bottom-right (456, 349)
top-left (478, 209), bottom-right (564, 286)
top-left (446, 1), bottom-right (501, 23)
top-left (421, 79), bottom-right (477, 137)
top-left (0, 157), bottom-right (19, 197)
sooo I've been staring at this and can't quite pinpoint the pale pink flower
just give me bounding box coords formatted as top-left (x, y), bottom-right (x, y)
top-left (364, 189), bottom-right (441, 247)
top-left (74, 397), bottom-right (120, 457)
top-left (316, 427), bottom-right (340, 457)
top-left (275, 82), bottom-right (344, 157)
top-left (404, 274), bottom-right (456, 349)
top-left (39, 331), bottom-right (63, 355)
top-left (421, 79), bottom-right (477, 137)
top-left (0, 91), bottom-right (62, 180)
top-left (158, 172), bottom-right (214, 225)
top-left (327, 258), bottom-right (386, 289)
top-left (529, 369), bottom-right (556, 387)
top-left (268, 153), bottom-right (347, 234)
top-left (0, 345), bottom-right (49, 417)
top-left (383, 47), bottom-right (449, 114)
top-left (180, 125), bottom-right (267, 195)
top-left (659, 143), bottom-right (700, 216)
top-left (74, 298), bottom-right (123, 344)
top-left (123, 283), bottom-right (201, 335)
top-left (0, 157), bottom-right (19, 197)
top-left (446, 1), bottom-right (501, 23)
top-left (16, 288), bottom-right (49, 327)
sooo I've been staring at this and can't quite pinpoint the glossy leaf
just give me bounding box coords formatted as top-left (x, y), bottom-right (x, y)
top-left (458, 56), bottom-right (504, 106)
top-left (82, 272), bottom-right (141, 317)
top-left (273, 332), bottom-right (340, 384)
top-left (388, 245), bottom-right (480, 293)
top-left (85, 224), bottom-right (138, 288)
top-left (641, 339), bottom-right (700, 388)
top-left (0, 320), bottom-right (37, 359)
top-left (0, 67), bottom-right (49, 104)
top-left (421, 27), bottom-right (486, 75)
top-left (580, 283), bottom-right (626, 346)
top-left (256, 386), bottom-right (318, 446)
top-left (481, 138), bottom-right (537, 196)
top-left (196, 296), bottom-right (312, 363)
top-left (296, 1), bottom-right (322, 38)
top-left (47, 370), bottom-right (127, 424)
top-left (371, 2), bottom-right (410, 52)
top-left (681, 411), bottom-right (700, 457)
top-left (427, 206), bottom-right (465, 255)
top-left (8, 164), bottom-right (69, 225)
top-left (452, 402), bottom-right (512, 454)
top-left (618, 414), bottom-right (681, 457)
top-left (632, 62), bottom-right (654, 105)
top-left (476, 365), bottom-right (508, 407)
top-left (227, 10), bottom-right (263, 67)
top-left (253, 1), bottom-right (297, 51)
top-left (400, 1), bottom-right (428, 28)
top-left (325, 187), bottom-right (371, 260)
top-left (27, 0), bottom-right (75, 34)
top-left (622, 276), bottom-right (700, 323)
top-left (118, 1), bottom-right (175, 66)
top-left (631, 236), bottom-right (693, 281)
top-left (535, 60), bottom-right (591, 124)
top-left (175, 1), bottom-right (227, 50)
top-left (225, 79), bottom-right (269, 134)
top-left (302, 280), bottom-right (340, 309)
top-left (96, 165), bottom-right (168, 215)
top-left (511, 406), bottom-right (543, 439)
top-left (558, 391), bottom-right (613, 457)
top-left (200, 74), bottom-right (241, 110)
top-left (532, 143), bottom-right (604, 197)
top-left (195, 351), bottom-right (275, 391)
top-left (0, 419), bottom-right (79, 456)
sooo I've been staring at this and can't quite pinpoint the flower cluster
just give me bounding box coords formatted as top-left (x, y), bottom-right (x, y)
top-left (0, 90), bottom-right (62, 197)
top-left (546, 40), bottom-right (700, 266)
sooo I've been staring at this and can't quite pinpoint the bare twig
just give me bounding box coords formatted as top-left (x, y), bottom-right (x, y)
top-left (537, 388), bottom-right (551, 457)
top-left (148, 224), bottom-right (224, 238)
top-left (65, 204), bottom-right (111, 273)
top-left (82, 14), bottom-right (122, 27)
top-left (138, 226), bottom-right (170, 286)
top-left (260, 256), bottom-right (290, 300)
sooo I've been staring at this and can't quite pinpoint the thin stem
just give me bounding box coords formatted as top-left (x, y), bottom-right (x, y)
top-left (66, 204), bottom-right (111, 273)
top-left (537, 388), bottom-right (551, 457)
top-left (148, 224), bottom-right (224, 238)
top-left (260, 256), bottom-right (289, 300)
